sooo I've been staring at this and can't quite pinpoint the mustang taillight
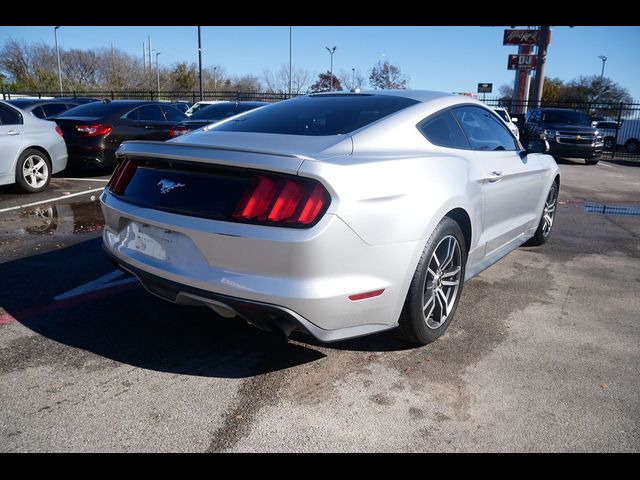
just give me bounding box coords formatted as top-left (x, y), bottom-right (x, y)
top-left (107, 159), bottom-right (137, 195)
top-left (75, 124), bottom-right (113, 136)
top-left (233, 175), bottom-right (330, 227)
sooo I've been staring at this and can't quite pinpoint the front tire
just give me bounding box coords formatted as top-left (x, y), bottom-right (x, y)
top-left (585, 158), bottom-right (599, 165)
top-left (398, 217), bottom-right (466, 346)
top-left (525, 181), bottom-right (558, 246)
top-left (15, 149), bottom-right (51, 193)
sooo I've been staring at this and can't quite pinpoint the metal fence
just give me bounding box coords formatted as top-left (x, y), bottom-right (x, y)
top-left (2, 88), bottom-right (639, 161)
top-left (1, 88), bottom-right (300, 104)
top-left (482, 97), bottom-right (640, 161)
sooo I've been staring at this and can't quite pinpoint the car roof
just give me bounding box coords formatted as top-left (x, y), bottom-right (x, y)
top-left (6, 98), bottom-right (79, 108)
top-left (309, 89), bottom-right (455, 104)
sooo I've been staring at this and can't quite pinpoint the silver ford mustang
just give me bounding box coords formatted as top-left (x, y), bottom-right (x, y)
top-left (101, 90), bottom-right (559, 345)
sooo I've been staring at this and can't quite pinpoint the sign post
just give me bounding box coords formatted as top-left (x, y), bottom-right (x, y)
top-left (477, 82), bottom-right (492, 102)
top-left (503, 29), bottom-right (539, 115)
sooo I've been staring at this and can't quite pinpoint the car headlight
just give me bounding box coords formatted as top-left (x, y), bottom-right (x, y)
top-left (543, 129), bottom-right (558, 139)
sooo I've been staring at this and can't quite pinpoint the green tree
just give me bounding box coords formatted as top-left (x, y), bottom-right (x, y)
top-left (171, 62), bottom-right (197, 91)
top-left (369, 60), bottom-right (408, 89)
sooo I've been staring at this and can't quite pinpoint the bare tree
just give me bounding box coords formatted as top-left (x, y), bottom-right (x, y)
top-left (263, 64), bottom-right (310, 94)
top-left (339, 68), bottom-right (365, 91)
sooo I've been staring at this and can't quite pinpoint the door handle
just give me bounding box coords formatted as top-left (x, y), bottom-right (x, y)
top-left (7, 130), bottom-right (20, 136)
top-left (144, 125), bottom-right (154, 129)
top-left (488, 171), bottom-right (503, 183)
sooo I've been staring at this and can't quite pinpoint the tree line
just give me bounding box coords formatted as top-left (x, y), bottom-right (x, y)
top-left (0, 39), bottom-right (409, 94)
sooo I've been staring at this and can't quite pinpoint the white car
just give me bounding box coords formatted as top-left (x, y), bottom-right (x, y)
top-left (493, 107), bottom-right (520, 139)
top-left (0, 101), bottom-right (68, 193)
top-left (616, 119), bottom-right (640, 153)
top-left (101, 90), bottom-right (558, 345)
top-left (184, 100), bottom-right (230, 117)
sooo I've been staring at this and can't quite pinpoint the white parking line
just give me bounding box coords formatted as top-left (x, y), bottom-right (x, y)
top-left (599, 162), bottom-right (613, 168)
top-left (0, 187), bottom-right (104, 213)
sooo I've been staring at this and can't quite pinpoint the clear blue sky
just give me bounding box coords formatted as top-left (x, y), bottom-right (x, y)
top-left (1, 26), bottom-right (639, 98)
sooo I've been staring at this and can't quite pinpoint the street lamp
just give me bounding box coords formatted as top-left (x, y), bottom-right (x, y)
top-left (325, 46), bottom-right (336, 91)
top-left (197, 26), bottom-right (203, 101)
top-left (54, 26), bottom-right (63, 95)
top-left (213, 66), bottom-right (217, 92)
top-left (289, 26), bottom-right (292, 97)
top-left (598, 55), bottom-right (607, 86)
top-left (352, 67), bottom-right (355, 89)
top-left (154, 51), bottom-right (161, 97)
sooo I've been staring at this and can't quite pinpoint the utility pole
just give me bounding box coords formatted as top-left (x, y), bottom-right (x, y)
top-left (54, 26), bottom-right (63, 95)
top-left (325, 46), bottom-right (336, 91)
top-left (531, 26), bottom-right (551, 108)
top-left (198, 26), bottom-right (203, 101)
top-left (148, 36), bottom-right (152, 73)
top-left (289, 26), bottom-right (292, 97)
top-left (143, 42), bottom-right (146, 72)
top-left (154, 51), bottom-right (161, 97)
top-left (214, 66), bottom-right (217, 91)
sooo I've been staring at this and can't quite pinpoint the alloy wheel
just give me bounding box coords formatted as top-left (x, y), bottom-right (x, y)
top-left (22, 155), bottom-right (49, 189)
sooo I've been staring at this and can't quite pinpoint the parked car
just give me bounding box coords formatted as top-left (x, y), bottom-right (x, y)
top-left (54, 100), bottom-right (187, 166)
top-left (56, 97), bottom-right (101, 105)
top-left (101, 90), bottom-right (559, 346)
top-left (593, 121), bottom-right (620, 150)
top-left (169, 101), bottom-right (268, 137)
top-left (6, 98), bottom-right (85, 120)
top-left (165, 101), bottom-right (192, 114)
top-left (492, 107), bottom-right (520, 139)
top-left (522, 108), bottom-right (603, 164)
top-left (0, 100), bottom-right (68, 193)
top-left (184, 100), bottom-right (229, 116)
top-left (616, 119), bottom-right (640, 154)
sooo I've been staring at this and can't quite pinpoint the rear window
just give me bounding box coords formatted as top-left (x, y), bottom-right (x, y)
top-left (212, 94), bottom-right (419, 136)
top-left (58, 101), bottom-right (129, 119)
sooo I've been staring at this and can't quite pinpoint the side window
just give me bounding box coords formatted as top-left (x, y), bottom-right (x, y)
top-left (31, 106), bottom-right (46, 119)
top-left (452, 106), bottom-right (517, 151)
top-left (42, 103), bottom-right (69, 118)
top-left (137, 105), bottom-right (166, 122)
top-left (160, 105), bottom-right (186, 122)
top-left (418, 110), bottom-right (470, 149)
top-left (0, 104), bottom-right (22, 125)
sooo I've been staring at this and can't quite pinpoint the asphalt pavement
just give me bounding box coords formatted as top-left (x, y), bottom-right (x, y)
top-left (0, 158), bottom-right (638, 452)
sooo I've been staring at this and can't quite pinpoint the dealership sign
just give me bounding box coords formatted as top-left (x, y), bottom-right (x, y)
top-left (507, 54), bottom-right (537, 70)
top-left (503, 29), bottom-right (539, 45)
top-left (477, 83), bottom-right (492, 93)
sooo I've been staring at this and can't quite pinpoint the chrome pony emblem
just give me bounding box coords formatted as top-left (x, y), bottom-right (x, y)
top-left (157, 179), bottom-right (186, 194)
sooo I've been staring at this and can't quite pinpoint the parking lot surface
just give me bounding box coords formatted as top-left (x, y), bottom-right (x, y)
top-left (0, 159), bottom-right (639, 452)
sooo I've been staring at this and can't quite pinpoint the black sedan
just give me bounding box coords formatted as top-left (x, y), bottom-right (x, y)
top-left (6, 98), bottom-right (86, 120)
top-left (55, 100), bottom-right (187, 166)
top-left (169, 101), bottom-right (267, 137)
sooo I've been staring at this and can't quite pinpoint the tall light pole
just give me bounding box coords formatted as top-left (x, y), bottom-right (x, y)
top-left (325, 46), bottom-right (336, 91)
top-left (54, 26), bottom-right (63, 95)
top-left (289, 26), bottom-right (292, 97)
top-left (154, 51), bottom-right (161, 97)
top-left (213, 66), bottom-right (217, 92)
top-left (198, 26), bottom-right (203, 101)
top-left (352, 68), bottom-right (355, 89)
top-left (598, 55), bottom-right (607, 99)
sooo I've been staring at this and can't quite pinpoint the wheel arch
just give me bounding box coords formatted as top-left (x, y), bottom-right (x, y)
top-left (445, 207), bottom-right (472, 255)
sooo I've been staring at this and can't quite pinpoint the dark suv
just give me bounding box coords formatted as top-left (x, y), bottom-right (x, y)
top-left (522, 108), bottom-right (603, 165)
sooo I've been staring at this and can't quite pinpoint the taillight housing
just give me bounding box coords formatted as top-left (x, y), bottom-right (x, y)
top-left (169, 127), bottom-right (190, 137)
top-left (75, 124), bottom-right (113, 137)
top-left (54, 126), bottom-right (64, 138)
top-left (233, 174), bottom-right (330, 227)
top-left (107, 159), bottom-right (137, 195)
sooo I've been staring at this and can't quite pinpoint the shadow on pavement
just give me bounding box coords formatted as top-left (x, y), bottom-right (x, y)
top-left (0, 238), bottom-right (325, 378)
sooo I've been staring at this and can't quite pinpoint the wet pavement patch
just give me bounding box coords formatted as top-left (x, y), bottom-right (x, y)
top-left (584, 203), bottom-right (640, 216)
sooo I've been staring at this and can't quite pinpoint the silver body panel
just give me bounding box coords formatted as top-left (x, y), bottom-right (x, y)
top-left (101, 90), bottom-right (559, 341)
top-left (0, 101), bottom-right (68, 186)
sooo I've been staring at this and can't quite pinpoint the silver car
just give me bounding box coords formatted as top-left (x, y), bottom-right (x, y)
top-left (0, 100), bottom-right (68, 193)
top-left (493, 107), bottom-right (520, 139)
top-left (101, 90), bottom-right (559, 345)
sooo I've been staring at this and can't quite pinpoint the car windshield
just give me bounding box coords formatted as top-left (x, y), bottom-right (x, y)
top-left (211, 94), bottom-right (420, 136)
top-left (542, 110), bottom-right (591, 126)
top-left (57, 102), bottom-right (130, 119)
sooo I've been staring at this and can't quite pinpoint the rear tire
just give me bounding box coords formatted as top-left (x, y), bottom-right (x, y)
top-left (398, 217), bottom-right (467, 346)
top-left (625, 139), bottom-right (639, 154)
top-left (585, 158), bottom-right (599, 165)
top-left (525, 181), bottom-right (558, 246)
top-left (15, 149), bottom-right (52, 193)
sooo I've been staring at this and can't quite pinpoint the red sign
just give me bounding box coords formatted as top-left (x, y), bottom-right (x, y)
top-left (503, 29), bottom-right (539, 45)
top-left (508, 54), bottom-right (537, 70)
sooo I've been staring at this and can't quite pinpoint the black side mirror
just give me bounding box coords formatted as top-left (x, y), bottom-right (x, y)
top-left (527, 138), bottom-right (550, 154)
